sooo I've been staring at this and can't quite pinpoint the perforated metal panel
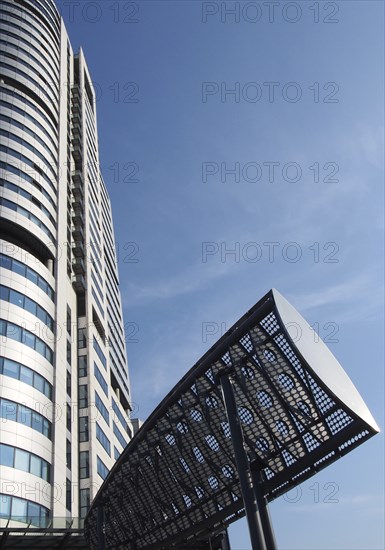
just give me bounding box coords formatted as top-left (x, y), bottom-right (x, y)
top-left (84, 289), bottom-right (378, 550)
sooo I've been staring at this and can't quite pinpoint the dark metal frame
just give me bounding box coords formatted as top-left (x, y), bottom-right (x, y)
top-left (84, 289), bottom-right (379, 550)
top-left (0, 521), bottom-right (86, 549)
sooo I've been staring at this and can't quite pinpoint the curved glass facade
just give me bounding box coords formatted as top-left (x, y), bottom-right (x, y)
top-left (1, 0), bottom-right (132, 527)
top-left (0, 0), bottom-right (60, 527)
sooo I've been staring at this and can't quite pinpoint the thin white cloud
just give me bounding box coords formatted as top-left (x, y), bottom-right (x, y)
top-left (289, 270), bottom-right (382, 321)
top-left (122, 258), bottom-right (234, 306)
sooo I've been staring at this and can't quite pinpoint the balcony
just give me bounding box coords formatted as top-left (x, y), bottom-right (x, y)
top-left (72, 208), bottom-right (84, 226)
top-left (72, 135), bottom-right (82, 149)
top-left (72, 112), bottom-right (82, 127)
top-left (72, 273), bottom-right (87, 293)
top-left (72, 171), bottom-right (84, 197)
top-left (72, 257), bottom-right (86, 276)
top-left (72, 225), bottom-right (84, 241)
top-left (71, 101), bottom-right (81, 117)
top-left (72, 241), bottom-right (84, 258)
top-left (72, 195), bottom-right (84, 212)
top-left (72, 169), bottom-right (83, 184)
top-left (72, 143), bottom-right (83, 164)
top-left (72, 123), bottom-right (82, 139)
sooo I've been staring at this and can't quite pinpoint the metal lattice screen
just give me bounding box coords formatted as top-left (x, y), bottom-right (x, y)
top-left (85, 290), bottom-right (377, 550)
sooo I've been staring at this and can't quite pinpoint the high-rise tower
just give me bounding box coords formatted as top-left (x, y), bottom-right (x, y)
top-left (0, 0), bottom-right (132, 525)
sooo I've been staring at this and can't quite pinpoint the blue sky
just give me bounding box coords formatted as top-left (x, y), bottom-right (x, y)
top-left (59, 1), bottom-right (384, 547)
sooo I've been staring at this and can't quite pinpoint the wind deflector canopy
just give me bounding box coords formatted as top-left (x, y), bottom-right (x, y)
top-left (85, 289), bottom-right (379, 550)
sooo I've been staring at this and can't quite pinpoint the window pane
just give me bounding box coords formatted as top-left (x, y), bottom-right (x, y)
top-left (12, 261), bottom-right (26, 277)
top-left (0, 255), bottom-right (12, 270)
top-left (34, 338), bottom-right (45, 357)
top-left (27, 501), bottom-right (40, 526)
top-left (0, 286), bottom-right (9, 301)
top-left (34, 373), bottom-right (45, 394)
top-left (14, 449), bottom-right (30, 472)
top-left (20, 366), bottom-right (33, 386)
top-left (41, 461), bottom-right (50, 482)
top-left (1, 399), bottom-right (17, 421)
top-left (7, 323), bottom-right (22, 341)
top-left (3, 359), bottom-right (19, 379)
top-left (10, 289), bottom-right (24, 307)
top-left (38, 278), bottom-right (47, 293)
top-left (30, 455), bottom-right (41, 477)
top-left (78, 355), bottom-right (87, 377)
top-left (45, 347), bottom-right (53, 364)
top-left (42, 420), bottom-right (51, 439)
top-left (12, 497), bottom-right (27, 521)
top-left (22, 330), bottom-right (35, 349)
top-left (44, 381), bottom-right (52, 399)
top-left (18, 405), bottom-right (32, 427)
top-left (31, 412), bottom-right (43, 433)
top-left (0, 495), bottom-right (11, 518)
top-left (24, 297), bottom-right (36, 316)
top-left (0, 444), bottom-right (14, 467)
top-left (26, 267), bottom-right (38, 285)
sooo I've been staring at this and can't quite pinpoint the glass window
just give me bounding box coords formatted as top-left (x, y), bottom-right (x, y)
top-left (0, 255), bottom-right (12, 270)
top-left (113, 422), bottom-right (127, 450)
top-left (10, 289), bottom-right (24, 307)
top-left (7, 323), bottom-right (21, 341)
top-left (79, 451), bottom-right (89, 479)
top-left (66, 305), bottom-right (72, 336)
top-left (26, 267), bottom-right (38, 285)
top-left (34, 338), bottom-right (45, 357)
top-left (94, 363), bottom-right (108, 396)
top-left (66, 340), bottom-right (72, 367)
top-left (44, 381), bottom-right (52, 400)
top-left (1, 399), bottom-right (17, 422)
top-left (0, 286), bottom-right (9, 301)
top-left (95, 392), bottom-right (109, 425)
top-left (79, 385), bottom-right (88, 409)
top-left (41, 461), bottom-right (50, 482)
top-left (17, 405), bottom-right (31, 427)
top-left (66, 479), bottom-right (71, 512)
top-left (34, 373), bottom-right (45, 394)
top-left (78, 328), bottom-right (87, 349)
top-left (45, 347), bottom-right (53, 364)
top-left (0, 495), bottom-right (11, 518)
top-left (42, 419), bottom-right (51, 439)
top-left (0, 444), bottom-right (14, 467)
top-left (20, 365), bottom-right (33, 386)
top-left (66, 438), bottom-right (71, 470)
top-left (78, 355), bottom-right (87, 378)
top-left (97, 456), bottom-right (109, 480)
top-left (27, 501), bottom-right (41, 526)
top-left (79, 417), bottom-right (88, 442)
top-left (79, 488), bottom-right (90, 519)
top-left (31, 412), bottom-right (43, 433)
top-left (3, 359), bottom-right (19, 379)
top-left (66, 370), bottom-right (71, 396)
top-left (24, 297), bottom-right (37, 316)
top-left (1, 358), bottom-right (52, 399)
top-left (30, 455), bottom-right (41, 477)
top-left (96, 423), bottom-right (111, 455)
top-left (11, 497), bottom-right (27, 520)
top-left (14, 449), bottom-right (30, 472)
top-left (12, 261), bottom-right (25, 277)
top-left (21, 330), bottom-right (34, 349)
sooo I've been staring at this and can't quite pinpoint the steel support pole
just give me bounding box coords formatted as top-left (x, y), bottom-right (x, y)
top-left (220, 529), bottom-right (231, 550)
top-left (219, 373), bottom-right (267, 550)
top-left (97, 505), bottom-right (106, 550)
top-left (251, 467), bottom-right (277, 550)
